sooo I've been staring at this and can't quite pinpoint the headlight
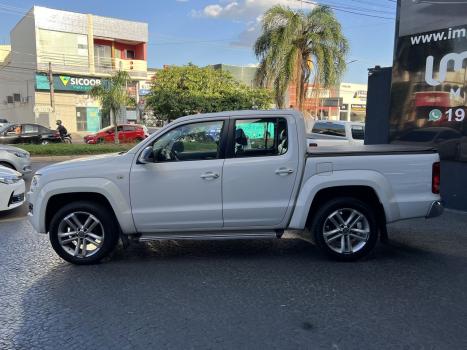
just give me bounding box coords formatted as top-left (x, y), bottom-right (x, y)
top-left (7, 150), bottom-right (28, 158)
top-left (30, 175), bottom-right (41, 192)
top-left (0, 174), bottom-right (21, 184)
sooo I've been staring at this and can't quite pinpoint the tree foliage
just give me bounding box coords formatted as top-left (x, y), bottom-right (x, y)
top-left (90, 71), bottom-right (132, 143)
top-left (254, 5), bottom-right (348, 110)
top-left (146, 65), bottom-right (272, 121)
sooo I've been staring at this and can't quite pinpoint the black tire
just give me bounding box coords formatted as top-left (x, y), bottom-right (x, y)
top-left (0, 161), bottom-right (16, 170)
top-left (310, 197), bottom-right (378, 261)
top-left (97, 137), bottom-right (105, 144)
top-left (49, 201), bottom-right (120, 265)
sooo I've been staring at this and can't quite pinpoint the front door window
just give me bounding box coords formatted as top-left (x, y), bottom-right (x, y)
top-left (152, 120), bottom-right (224, 162)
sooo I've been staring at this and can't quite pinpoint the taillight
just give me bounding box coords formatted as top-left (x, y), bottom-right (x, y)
top-left (432, 162), bottom-right (440, 194)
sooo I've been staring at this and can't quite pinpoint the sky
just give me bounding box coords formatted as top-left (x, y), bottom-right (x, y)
top-left (0, 0), bottom-right (397, 84)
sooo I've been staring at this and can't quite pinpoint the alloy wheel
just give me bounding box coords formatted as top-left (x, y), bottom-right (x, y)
top-left (322, 208), bottom-right (370, 254)
top-left (57, 211), bottom-right (105, 258)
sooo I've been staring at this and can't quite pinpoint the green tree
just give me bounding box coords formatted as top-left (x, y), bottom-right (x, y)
top-left (254, 5), bottom-right (349, 110)
top-left (90, 71), bottom-right (132, 143)
top-left (146, 64), bottom-right (272, 121)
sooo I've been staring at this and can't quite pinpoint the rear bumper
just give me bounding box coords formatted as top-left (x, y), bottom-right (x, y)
top-left (426, 201), bottom-right (444, 219)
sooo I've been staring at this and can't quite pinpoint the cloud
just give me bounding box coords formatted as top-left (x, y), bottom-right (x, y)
top-left (193, 0), bottom-right (315, 47)
top-left (194, 0), bottom-right (314, 20)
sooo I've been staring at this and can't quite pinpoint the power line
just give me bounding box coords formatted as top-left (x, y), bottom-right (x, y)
top-left (298, 0), bottom-right (395, 20)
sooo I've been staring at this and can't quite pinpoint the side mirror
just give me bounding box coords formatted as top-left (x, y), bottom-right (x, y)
top-left (138, 146), bottom-right (155, 164)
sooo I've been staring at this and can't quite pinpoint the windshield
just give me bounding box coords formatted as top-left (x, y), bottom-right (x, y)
top-left (0, 123), bottom-right (13, 133)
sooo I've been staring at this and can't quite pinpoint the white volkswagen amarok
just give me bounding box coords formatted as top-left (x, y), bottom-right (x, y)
top-left (27, 110), bottom-right (443, 264)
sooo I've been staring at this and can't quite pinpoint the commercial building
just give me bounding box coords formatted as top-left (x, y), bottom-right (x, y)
top-left (0, 6), bottom-right (148, 133)
top-left (210, 64), bottom-right (258, 87)
top-left (288, 83), bottom-right (367, 121)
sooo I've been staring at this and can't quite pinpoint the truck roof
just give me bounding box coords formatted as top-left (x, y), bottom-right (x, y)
top-left (175, 109), bottom-right (303, 123)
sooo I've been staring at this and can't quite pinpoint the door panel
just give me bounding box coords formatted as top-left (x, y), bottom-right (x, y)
top-left (222, 116), bottom-right (298, 227)
top-left (130, 119), bottom-right (226, 232)
top-left (131, 160), bottom-right (224, 231)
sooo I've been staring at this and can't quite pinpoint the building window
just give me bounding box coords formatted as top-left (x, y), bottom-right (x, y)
top-left (126, 50), bottom-right (135, 59)
top-left (76, 108), bottom-right (87, 131)
top-left (94, 45), bottom-right (112, 69)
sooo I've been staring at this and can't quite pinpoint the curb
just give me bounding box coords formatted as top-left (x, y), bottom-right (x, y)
top-left (31, 155), bottom-right (89, 162)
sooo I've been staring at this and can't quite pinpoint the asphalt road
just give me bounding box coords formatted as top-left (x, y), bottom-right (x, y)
top-left (1, 199), bottom-right (467, 348)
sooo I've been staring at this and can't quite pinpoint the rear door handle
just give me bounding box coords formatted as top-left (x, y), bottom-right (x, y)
top-left (200, 172), bottom-right (220, 180)
top-left (275, 168), bottom-right (294, 175)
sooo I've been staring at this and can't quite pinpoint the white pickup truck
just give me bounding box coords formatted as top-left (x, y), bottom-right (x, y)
top-left (307, 120), bottom-right (365, 149)
top-left (27, 110), bottom-right (443, 265)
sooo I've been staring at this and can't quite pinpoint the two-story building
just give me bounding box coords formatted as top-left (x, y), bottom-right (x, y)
top-left (0, 6), bottom-right (148, 133)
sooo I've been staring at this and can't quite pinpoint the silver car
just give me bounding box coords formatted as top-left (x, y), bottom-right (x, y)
top-left (0, 144), bottom-right (32, 174)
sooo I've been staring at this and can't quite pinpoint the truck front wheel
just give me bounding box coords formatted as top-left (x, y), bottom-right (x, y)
top-left (310, 197), bottom-right (378, 261)
top-left (49, 201), bottom-right (119, 265)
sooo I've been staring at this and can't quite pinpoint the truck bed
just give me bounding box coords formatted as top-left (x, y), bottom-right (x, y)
top-left (307, 144), bottom-right (437, 157)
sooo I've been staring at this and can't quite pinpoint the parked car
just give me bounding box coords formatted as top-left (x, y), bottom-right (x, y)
top-left (0, 123), bottom-right (62, 145)
top-left (84, 124), bottom-right (149, 144)
top-left (0, 118), bottom-right (9, 128)
top-left (307, 120), bottom-right (365, 149)
top-left (392, 127), bottom-right (467, 160)
top-left (0, 144), bottom-right (31, 174)
top-left (28, 110), bottom-right (442, 265)
top-left (0, 165), bottom-right (25, 212)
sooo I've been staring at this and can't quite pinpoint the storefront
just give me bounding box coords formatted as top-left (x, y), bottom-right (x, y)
top-left (338, 83), bottom-right (367, 122)
top-left (35, 73), bottom-right (104, 133)
top-left (388, 0), bottom-right (467, 210)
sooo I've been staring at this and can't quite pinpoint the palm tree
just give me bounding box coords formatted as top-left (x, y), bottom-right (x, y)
top-left (90, 71), bottom-right (132, 143)
top-left (254, 5), bottom-right (349, 111)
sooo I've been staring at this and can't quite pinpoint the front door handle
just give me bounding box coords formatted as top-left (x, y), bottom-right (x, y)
top-left (200, 172), bottom-right (220, 180)
top-left (275, 168), bottom-right (294, 176)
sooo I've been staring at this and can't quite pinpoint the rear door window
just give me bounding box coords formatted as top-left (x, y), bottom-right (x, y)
top-left (312, 122), bottom-right (346, 137)
top-left (232, 118), bottom-right (288, 157)
top-left (23, 124), bottom-right (39, 134)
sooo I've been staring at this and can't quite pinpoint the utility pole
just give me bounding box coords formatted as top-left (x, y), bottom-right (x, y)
top-left (48, 62), bottom-right (55, 113)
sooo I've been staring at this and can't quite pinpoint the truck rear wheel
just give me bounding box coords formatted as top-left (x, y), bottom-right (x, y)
top-left (49, 201), bottom-right (119, 265)
top-left (310, 197), bottom-right (378, 261)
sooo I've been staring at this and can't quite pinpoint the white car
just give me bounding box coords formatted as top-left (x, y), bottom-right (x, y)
top-left (0, 165), bottom-right (25, 212)
top-left (0, 118), bottom-right (8, 128)
top-left (28, 110), bottom-right (442, 264)
top-left (0, 144), bottom-right (32, 174)
top-left (307, 120), bottom-right (365, 149)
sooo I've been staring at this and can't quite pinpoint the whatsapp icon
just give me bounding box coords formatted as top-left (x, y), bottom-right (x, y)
top-left (428, 109), bottom-right (442, 121)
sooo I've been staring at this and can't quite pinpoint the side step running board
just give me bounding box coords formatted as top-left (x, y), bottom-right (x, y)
top-left (139, 230), bottom-right (284, 242)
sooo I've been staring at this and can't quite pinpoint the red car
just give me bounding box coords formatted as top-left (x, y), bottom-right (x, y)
top-left (84, 124), bottom-right (149, 144)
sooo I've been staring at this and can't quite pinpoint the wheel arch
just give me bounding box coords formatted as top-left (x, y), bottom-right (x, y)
top-left (36, 178), bottom-right (137, 234)
top-left (288, 170), bottom-right (396, 230)
top-left (45, 192), bottom-right (117, 233)
top-left (305, 186), bottom-right (386, 233)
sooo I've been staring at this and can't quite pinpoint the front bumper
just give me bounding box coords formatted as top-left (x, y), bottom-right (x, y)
top-left (0, 180), bottom-right (25, 211)
top-left (426, 201), bottom-right (444, 219)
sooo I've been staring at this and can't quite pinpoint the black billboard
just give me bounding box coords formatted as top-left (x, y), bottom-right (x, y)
top-left (390, 0), bottom-right (467, 161)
